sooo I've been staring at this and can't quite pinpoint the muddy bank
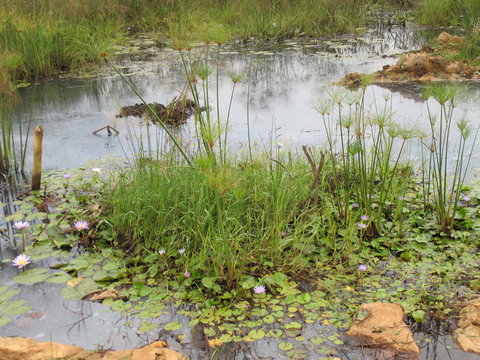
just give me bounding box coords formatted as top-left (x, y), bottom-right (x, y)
top-left (341, 32), bottom-right (480, 86)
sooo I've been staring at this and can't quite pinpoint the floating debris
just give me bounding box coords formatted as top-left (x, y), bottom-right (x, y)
top-left (117, 97), bottom-right (203, 127)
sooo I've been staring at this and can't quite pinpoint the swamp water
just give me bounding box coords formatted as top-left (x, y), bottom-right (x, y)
top-left (1, 23), bottom-right (480, 359)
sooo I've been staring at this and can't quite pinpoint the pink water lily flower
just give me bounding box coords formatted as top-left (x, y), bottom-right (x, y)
top-left (12, 254), bottom-right (31, 269)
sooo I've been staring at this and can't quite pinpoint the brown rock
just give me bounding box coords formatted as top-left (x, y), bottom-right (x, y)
top-left (0, 337), bottom-right (186, 360)
top-left (455, 298), bottom-right (480, 354)
top-left (0, 337), bottom-right (83, 360)
top-left (346, 303), bottom-right (420, 359)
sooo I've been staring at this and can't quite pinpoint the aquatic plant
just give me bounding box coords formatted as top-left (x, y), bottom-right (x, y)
top-left (254, 285), bottom-right (266, 294)
top-left (318, 85), bottom-right (413, 237)
top-left (73, 220), bottom-right (90, 231)
top-left (12, 220), bottom-right (29, 250)
top-left (421, 84), bottom-right (478, 234)
top-left (11, 254), bottom-right (30, 269)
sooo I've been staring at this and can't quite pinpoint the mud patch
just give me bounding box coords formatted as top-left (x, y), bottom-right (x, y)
top-left (340, 31), bottom-right (480, 87)
top-left (117, 97), bottom-right (202, 127)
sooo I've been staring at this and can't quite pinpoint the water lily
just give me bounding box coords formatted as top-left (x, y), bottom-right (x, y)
top-left (13, 221), bottom-right (30, 230)
top-left (73, 220), bottom-right (90, 230)
top-left (92, 167), bottom-right (101, 173)
top-left (12, 254), bottom-right (31, 269)
top-left (352, 203), bottom-right (359, 208)
top-left (254, 285), bottom-right (266, 294)
top-left (158, 249), bottom-right (166, 255)
top-left (463, 196), bottom-right (471, 202)
top-left (63, 174), bottom-right (72, 179)
top-left (178, 248), bottom-right (185, 255)
top-left (357, 223), bottom-right (367, 229)
top-left (183, 271), bottom-right (190, 278)
top-left (358, 264), bottom-right (367, 271)
top-left (361, 215), bottom-right (370, 221)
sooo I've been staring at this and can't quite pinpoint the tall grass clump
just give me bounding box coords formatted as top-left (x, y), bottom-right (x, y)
top-left (105, 156), bottom-right (318, 288)
top-left (414, 0), bottom-right (480, 28)
top-left (421, 84), bottom-right (478, 234)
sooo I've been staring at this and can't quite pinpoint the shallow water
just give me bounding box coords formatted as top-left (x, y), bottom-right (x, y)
top-left (14, 23), bottom-right (480, 174)
top-left (3, 23), bottom-right (480, 359)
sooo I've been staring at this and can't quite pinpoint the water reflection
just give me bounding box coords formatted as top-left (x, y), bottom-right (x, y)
top-left (11, 23), bottom-right (455, 172)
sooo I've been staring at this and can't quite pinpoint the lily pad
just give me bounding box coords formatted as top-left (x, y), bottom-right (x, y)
top-left (13, 268), bottom-right (52, 284)
top-left (279, 342), bottom-right (293, 351)
top-left (247, 329), bottom-right (265, 340)
top-left (164, 321), bottom-right (183, 331)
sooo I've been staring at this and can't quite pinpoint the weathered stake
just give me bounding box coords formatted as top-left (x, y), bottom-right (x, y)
top-left (31, 126), bottom-right (43, 191)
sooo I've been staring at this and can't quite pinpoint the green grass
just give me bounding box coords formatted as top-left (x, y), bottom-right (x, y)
top-left (0, 0), bottom-right (388, 83)
top-left (414, 0), bottom-right (480, 28)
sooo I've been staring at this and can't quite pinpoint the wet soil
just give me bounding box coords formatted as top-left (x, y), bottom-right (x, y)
top-left (117, 98), bottom-right (201, 127)
top-left (341, 32), bottom-right (480, 87)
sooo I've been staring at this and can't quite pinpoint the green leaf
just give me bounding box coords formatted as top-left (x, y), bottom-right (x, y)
top-left (0, 316), bottom-right (11, 327)
top-left (273, 272), bottom-right (289, 288)
top-left (132, 282), bottom-right (152, 297)
top-left (45, 272), bottom-right (73, 284)
top-left (241, 276), bottom-right (257, 289)
top-left (110, 300), bottom-right (132, 312)
top-left (278, 342), bottom-right (293, 351)
top-left (13, 268), bottom-right (52, 284)
top-left (138, 321), bottom-right (157, 332)
top-left (201, 276), bottom-right (222, 293)
top-left (268, 329), bottom-right (283, 338)
top-left (164, 321), bottom-right (183, 331)
top-left (0, 286), bottom-right (20, 302)
top-left (285, 321), bottom-right (302, 329)
top-left (295, 293), bottom-right (311, 304)
top-left (0, 300), bottom-right (30, 315)
top-left (247, 329), bottom-right (265, 340)
top-left (412, 309), bottom-right (426, 323)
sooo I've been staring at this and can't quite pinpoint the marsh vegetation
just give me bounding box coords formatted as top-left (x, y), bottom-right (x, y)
top-left (1, 1), bottom-right (480, 358)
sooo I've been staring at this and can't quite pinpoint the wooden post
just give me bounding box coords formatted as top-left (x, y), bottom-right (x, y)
top-left (31, 126), bottom-right (43, 191)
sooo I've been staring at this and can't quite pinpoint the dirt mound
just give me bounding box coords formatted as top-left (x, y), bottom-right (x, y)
top-left (340, 32), bottom-right (480, 86)
top-left (117, 97), bottom-right (201, 127)
top-left (376, 52), bottom-right (478, 82)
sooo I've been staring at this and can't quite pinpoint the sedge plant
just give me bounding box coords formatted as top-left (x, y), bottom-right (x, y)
top-left (421, 84), bottom-right (478, 234)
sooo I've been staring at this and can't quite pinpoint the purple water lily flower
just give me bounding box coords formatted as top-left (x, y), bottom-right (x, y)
top-left (254, 285), bottom-right (266, 294)
top-left (358, 264), bottom-right (367, 272)
top-left (357, 223), bottom-right (367, 229)
top-left (13, 221), bottom-right (30, 230)
top-left (63, 174), bottom-right (72, 179)
top-left (361, 215), bottom-right (370, 221)
top-left (73, 220), bottom-right (89, 230)
top-left (183, 271), bottom-right (190, 278)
